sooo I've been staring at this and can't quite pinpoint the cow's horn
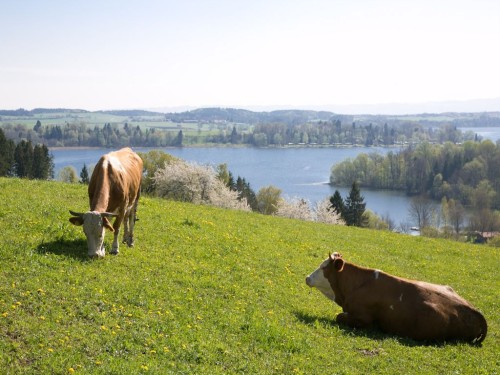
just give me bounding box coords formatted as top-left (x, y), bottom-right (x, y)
top-left (69, 210), bottom-right (84, 217)
top-left (101, 212), bottom-right (118, 218)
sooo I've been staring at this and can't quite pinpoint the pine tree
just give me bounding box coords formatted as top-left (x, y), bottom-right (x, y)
top-left (174, 130), bottom-right (183, 146)
top-left (329, 190), bottom-right (345, 218)
top-left (230, 126), bottom-right (239, 144)
top-left (14, 140), bottom-right (34, 178)
top-left (80, 163), bottom-right (90, 184)
top-left (32, 144), bottom-right (51, 179)
top-left (0, 128), bottom-right (15, 176)
top-left (344, 181), bottom-right (367, 227)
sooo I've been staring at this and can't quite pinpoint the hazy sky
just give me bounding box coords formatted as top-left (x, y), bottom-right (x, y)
top-left (1, 0), bottom-right (499, 112)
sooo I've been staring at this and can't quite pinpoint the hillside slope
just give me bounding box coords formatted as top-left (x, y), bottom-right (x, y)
top-left (0, 178), bottom-right (498, 374)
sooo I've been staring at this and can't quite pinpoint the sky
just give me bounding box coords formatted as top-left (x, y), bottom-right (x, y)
top-left (1, 0), bottom-right (500, 113)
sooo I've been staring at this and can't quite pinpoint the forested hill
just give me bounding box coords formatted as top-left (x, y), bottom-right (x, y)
top-left (164, 108), bottom-right (337, 124)
top-left (3, 107), bottom-right (500, 127)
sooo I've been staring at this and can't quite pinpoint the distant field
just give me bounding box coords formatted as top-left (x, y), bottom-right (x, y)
top-left (0, 111), bottom-right (249, 137)
top-left (0, 177), bottom-right (498, 374)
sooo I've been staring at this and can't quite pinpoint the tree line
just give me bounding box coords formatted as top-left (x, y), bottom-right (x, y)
top-left (330, 140), bottom-right (500, 237)
top-left (1, 117), bottom-right (479, 148)
top-left (0, 128), bottom-right (54, 179)
top-left (331, 140), bottom-right (500, 208)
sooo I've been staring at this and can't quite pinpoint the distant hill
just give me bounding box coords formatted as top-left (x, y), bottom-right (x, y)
top-left (164, 107), bottom-right (339, 124)
top-left (1, 106), bottom-right (500, 128)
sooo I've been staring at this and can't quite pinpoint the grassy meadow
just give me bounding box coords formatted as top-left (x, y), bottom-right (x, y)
top-left (0, 177), bottom-right (498, 374)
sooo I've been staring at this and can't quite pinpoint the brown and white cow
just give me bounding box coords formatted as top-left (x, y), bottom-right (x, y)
top-left (306, 253), bottom-right (487, 343)
top-left (69, 148), bottom-right (143, 257)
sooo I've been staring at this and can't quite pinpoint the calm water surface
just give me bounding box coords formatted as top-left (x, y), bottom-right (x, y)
top-left (459, 127), bottom-right (500, 142)
top-left (52, 146), bottom-right (415, 225)
top-left (51, 127), bottom-right (500, 227)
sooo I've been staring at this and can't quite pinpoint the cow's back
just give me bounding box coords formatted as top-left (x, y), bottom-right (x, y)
top-left (88, 148), bottom-right (143, 212)
top-left (368, 274), bottom-right (487, 342)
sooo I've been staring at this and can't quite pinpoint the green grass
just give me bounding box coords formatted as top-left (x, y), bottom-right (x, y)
top-left (0, 177), bottom-right (498, 374)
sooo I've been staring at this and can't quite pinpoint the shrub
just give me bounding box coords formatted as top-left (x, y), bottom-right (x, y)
top-left (153, 160), bottom-right (250, 211)
top-left (275, 197), bottom-right (345, 225)
top-left (275, 198), bottom-right (313, 221)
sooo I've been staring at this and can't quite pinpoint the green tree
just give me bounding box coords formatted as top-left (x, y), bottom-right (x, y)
top-left (138, 150), bottom-right (177, 193)
top-left (34, 120), bottom-right (42, 133)
top-left (80, 163), bottom-right (90, 184)
top-left (344, 181), bottom-right (367, 227)
top-left (235, 176), bottom-right (257, 211)
top-left (59, 166), bottom-right (78, 183)
top-left (174, 130), bottom-right (183, 146)
top-left (0, 128), bottom-right (15, 176)
top-left (32, 144), bottom-right (54, 179)
top-left (256, 185), bottom-right (281, 215)
top-left (14, 140), bottom-right (34, 178)
top-left (329, 190), bottom-right (345, 218)
top-left (230, 126), bottom-right (239, 144)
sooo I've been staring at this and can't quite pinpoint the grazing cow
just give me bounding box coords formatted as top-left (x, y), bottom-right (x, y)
top-left (69, 148), bottom-right (143, 257)
top-left (305, 253), bottom-right (487, 343)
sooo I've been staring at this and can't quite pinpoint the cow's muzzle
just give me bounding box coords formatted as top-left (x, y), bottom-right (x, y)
top-left (305, 276), bottom-right (313, 287)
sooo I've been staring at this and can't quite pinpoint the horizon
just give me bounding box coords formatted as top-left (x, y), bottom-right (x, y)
top-left (2, 0), bottom-right (500, 113)
top-left (3, 97), bottom-right (500, 116)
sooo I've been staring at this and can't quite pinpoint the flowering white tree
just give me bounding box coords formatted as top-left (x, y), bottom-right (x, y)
top-left (153, 160), bottom-right (250, 211)
top-left (275, 197), bottom-right (313, 221)
top-left (275, 197), bottom-right (345, 225)
top-left (314, 198), bottom-right (345, 225)
top-left (208, 178), bottom-right (251, 211)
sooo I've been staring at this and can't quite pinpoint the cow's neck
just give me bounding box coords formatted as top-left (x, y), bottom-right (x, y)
top-left (89, 167), bottom-right (111, 212)
top-left (334, 262), bottom-right (374, 306)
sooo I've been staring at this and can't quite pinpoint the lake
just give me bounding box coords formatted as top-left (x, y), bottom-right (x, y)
top-left (46, 127), bottom-right (500, 228)
top-left (52, 145), bottom-right (417, 226)
top-left (459, 127), bottom-right (500, 143)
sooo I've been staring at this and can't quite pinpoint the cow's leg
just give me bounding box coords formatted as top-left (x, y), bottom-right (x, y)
top-left (110, 215), bottom-right (124, 255)
top-left (336, 311), bottom-right (373, 329)
top-left (123, 212), bottom-right (131, 246)
top-left (124, 198), bottom-right (139, 247)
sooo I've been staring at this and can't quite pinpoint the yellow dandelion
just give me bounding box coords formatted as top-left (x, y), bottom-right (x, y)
top-left (2, 312), bottom-right (8, 317)
top-left (140, 365), bottom-right (148, 371)
top-left (68, 368), bottom-right (75, 373)
top-left (48, 348), bottom-right (54, 353)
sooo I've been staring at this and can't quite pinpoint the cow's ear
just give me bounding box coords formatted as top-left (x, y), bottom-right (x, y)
top-left (69, 217), bottom-right (84, 226)
top-left (333, 258), bottom-right (345, 272)
top-left (103, 217), bottom-right (115, 232)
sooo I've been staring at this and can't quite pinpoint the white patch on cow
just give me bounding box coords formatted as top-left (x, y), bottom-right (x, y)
top-left (374, 270), bottom-right (380, 280)
top-left (306, 258), bottom-right (336, 302)
top-left (390, 305), bottom-right (394, 310)
top-left (107, 155), bottom-right (125, 172)
top-left (399, 293), bottom-right (403, 302)
top-left (82, 211), bottom-right (106, 257)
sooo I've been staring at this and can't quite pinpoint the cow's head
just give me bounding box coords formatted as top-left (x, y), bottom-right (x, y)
top-left (305, 252), bottom-right (344, 301)
top-left (69, 210), bottom-right (116, 257)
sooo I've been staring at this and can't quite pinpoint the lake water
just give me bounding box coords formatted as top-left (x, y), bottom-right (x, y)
top-left (51, 127), bottom-right (500, 227)
top-left (459, 127), bottom-right (500, 142)
top-left (52, 145), bottom-right (416, 226)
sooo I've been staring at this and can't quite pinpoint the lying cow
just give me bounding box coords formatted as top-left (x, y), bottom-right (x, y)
top-left (306, 253), bottom-right (487, 343)
top-left (69, 147), bottom-right (143, 257)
